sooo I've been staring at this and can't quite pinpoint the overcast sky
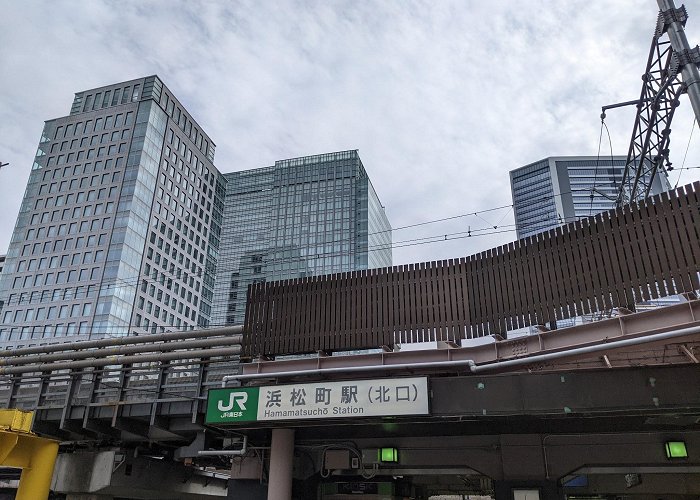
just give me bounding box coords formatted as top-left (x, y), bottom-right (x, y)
top-left (1, 0), bottom-right (698, 266)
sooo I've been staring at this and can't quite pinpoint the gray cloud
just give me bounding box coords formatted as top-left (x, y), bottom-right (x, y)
top-left (1, 0), bottom-right (698, 266)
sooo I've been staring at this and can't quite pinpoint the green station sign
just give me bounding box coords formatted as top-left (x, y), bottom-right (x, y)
top-left (206, 387), bottom-right (260, 423)
top-left (206, 377), bottom-right (429, 424)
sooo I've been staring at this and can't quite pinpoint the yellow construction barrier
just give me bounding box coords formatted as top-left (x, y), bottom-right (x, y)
top-left (0, 409), bottom-right (59, 500)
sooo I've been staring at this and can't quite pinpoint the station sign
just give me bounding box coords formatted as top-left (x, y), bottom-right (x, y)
top-left (206, 377), bottom-right (429, 424)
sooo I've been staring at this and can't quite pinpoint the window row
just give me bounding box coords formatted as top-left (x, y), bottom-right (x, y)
top-left (39, 158), bottom-right (123, 185)
top-left (37, 180), bottom-right (120, 200)
top-left (37, 173), bottom-right (120, 202)
top-left (55, 111), bottom-right (135, 139)
top-left (140, 274), bottom-right (200, 302)
top-left (49, 129), bottom-right (131, 155)
top-left (26, 218), bottom-right (112, 240)
top-left (21, 233), bottom-right (110, 256)
top-left (11, 267), bottom-right (102, 289)
top-left (17, 250), bottom-right (105, 273)
top-left (133, 313), bottom-right (194, 333)
top-left (136, 294), bottom-right (197, 321)
top-left (0, 322), bottom-right (90, 342)
top-left (7, 285), bottom-right (99, 307)
top-left (46, 143), bottom-right (127, 166)
top-left (3, 302), bottom-right (93, 324)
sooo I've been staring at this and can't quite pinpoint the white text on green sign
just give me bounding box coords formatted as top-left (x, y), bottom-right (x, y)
top-left (206, 377), bottom-right (429, 423)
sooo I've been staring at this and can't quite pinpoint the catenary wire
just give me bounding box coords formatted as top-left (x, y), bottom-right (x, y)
top-left (674, 118), bottom-right (696, 188)
top-left (0, 181), bottom-right (674, 310)
top-left (0, 194), bottom-right (594, 309)
top-left (589, 118), bottom-right (606, 216)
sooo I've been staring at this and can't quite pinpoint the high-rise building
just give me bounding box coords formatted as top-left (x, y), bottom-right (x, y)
top-left (211, 150), bottom-right (392, 326)
top-left (0, 76), bottom-right (224, 346)
top-left (510, 156), bottom-right (671, 239)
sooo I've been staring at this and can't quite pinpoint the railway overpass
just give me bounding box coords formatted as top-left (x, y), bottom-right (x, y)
top-left (0, 299), bottom-right (696, 499)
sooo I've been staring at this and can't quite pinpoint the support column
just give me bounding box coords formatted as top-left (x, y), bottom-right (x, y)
top-left (228, 453), bottom-right (266, 500)
top-left (16, 439), bottom-right (59, 500)
top-left (267, 428), bottom-right (295, 500)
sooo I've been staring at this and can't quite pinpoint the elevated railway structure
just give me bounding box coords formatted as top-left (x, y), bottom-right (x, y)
top-left (0, 299), bottom-right (698, 498)
top-left (0, 299), bottom-right (694, 441)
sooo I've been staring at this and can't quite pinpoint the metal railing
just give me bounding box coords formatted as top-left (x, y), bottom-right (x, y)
top-left (0, 326), bottom-right (243, 424)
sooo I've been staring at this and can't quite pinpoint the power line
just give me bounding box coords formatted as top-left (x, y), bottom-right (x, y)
top-left (590, 118), bottom-right (605, 216)
top-left (0, 211), bottom-right (585, 320)
top-left (4, 174), bottom-right (698, 314)
top-left (0, 185), bottom-right (640, 309)
top-left (0, 212), bottom-right (601, 336)
top-left (674, 118), bottom-right (696, 188)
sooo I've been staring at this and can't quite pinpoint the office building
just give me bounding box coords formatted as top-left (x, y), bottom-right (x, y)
top-left (211, 150), bottom-right (392, 326)
top-left (510, 156), bottom-right (671, 239)
top-left (0, 76), bottom-right (224, 346)
top-left (508, 156), bottom-right (675, 332)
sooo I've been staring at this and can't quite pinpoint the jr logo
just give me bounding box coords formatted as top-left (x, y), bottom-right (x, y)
top-left (217, 391), bottom-right (248, 412)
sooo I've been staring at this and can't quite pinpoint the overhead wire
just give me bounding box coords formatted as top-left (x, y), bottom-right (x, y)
top-left (0, 188), bottom-right (604, 309)
top-left (602, 120), bottom-right (617, 191)
top-left (674, 118), bottom-right (696, 188)
top-left (4, 167), bottom-right (699, 336)
top-left (0, 211), bottom-right (588, 334)
top-left (589, 117), bottom-right (606, 216)
top-left (0, 184), bottom-right (642, 311)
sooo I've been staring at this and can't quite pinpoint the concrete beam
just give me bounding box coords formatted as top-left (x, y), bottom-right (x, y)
top-left (52, 451), bottom-right (228, 499)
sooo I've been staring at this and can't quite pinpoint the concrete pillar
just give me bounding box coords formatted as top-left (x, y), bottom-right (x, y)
top-left (227, 480), bottom-right (267, 500)
top-left (228, 454), bottom-right (266, 500)
top-left (267, 428), bottom-right (295, 500)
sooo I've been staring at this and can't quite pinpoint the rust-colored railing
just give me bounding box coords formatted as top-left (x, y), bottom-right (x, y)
top-left (244, 182), bottom-right (700, 357)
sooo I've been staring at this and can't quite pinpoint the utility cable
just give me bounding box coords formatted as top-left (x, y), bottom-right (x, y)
top-left (674, 118), bottom-right (696, 188)
top-left (602, 120), bottom-right (617, 191)
top-left (589, 117), bottom-right (605, 216)
top-left (0, 191), bottom-right (614, 309)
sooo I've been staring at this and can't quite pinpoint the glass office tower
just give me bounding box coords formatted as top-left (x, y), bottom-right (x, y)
top-left (510, 156), bottom-right (671, 239)
top-left (0, 76), bottom-right (223, 346)
top-left (211, 150), bottom-right (392, 326)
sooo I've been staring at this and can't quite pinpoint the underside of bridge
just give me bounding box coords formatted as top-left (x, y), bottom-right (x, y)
top-left (217, 363), bottom-right (700, 500)
top-left (28, 363), bottom-right (700, 499)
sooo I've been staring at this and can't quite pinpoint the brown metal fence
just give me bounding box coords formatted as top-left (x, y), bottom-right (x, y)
top-left (243, 182), bottom-right (700, 357)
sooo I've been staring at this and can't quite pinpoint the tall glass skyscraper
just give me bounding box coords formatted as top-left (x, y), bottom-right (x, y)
top-left (510, 156), bottom-right (671, 239)
top-left (0, 76), bottom-right (224, 346)
top-left (0, 78), bottom-right (391, 347)
top-left (211, 150), bottom-right (392, 326)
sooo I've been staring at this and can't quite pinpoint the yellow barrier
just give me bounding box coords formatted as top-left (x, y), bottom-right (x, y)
top-left (0, 409), bottom-right (59, 500)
